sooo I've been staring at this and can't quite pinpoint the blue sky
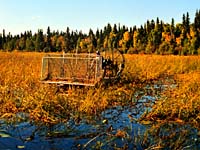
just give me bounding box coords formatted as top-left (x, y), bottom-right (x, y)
top-left (0, 0), bottom-right (200, 35)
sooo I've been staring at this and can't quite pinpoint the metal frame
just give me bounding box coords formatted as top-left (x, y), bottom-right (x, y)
top-left (41, 53), bottom-right (103, 86)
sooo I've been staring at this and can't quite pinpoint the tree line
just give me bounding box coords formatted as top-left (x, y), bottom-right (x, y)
top-left (1, 10), bottom-right (200, 55)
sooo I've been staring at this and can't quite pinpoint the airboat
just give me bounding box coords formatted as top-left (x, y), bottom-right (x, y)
top-left (40, 48), bottom-right (125, 86)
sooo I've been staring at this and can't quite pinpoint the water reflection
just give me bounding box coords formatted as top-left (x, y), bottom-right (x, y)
top-left (0, 83), bottom-right (199, 149)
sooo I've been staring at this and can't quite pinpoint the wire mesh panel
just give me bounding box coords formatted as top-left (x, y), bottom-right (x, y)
top-left (41, 53), bottom-right (103, 86)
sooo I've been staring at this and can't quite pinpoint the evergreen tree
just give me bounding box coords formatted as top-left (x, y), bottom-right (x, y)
top-left (113, 24), bottom-right (118, 34)
top-left (129, 26), bottom-right (135, 48)
top-left (104, 23), bottom-right (112, 38)
top-left (70, 31), bottom-right (78, 50)
top-left (64, 27), bottom-right (71, 52)
top-left (150, 19), bottom-right (155, 30)
top-left (35, 29), bottom-right (45, 52)
top-left (89, 28), bottom-right (94, 37)
top-left (2, 29), bottom-right (6, 50)
top-left (181, 12), bottom-right (191, 50)
top-left (194, 10), bottom-right (200, 30)
top-left (97, 29), bottom-right (103, 49)
top-left (174, 23), bottom-right (182, 38)
top-left (26, 38), bottom-right (35, 51)
top-left (51, 34), bottom-right (58, 52)
top-left (0, 34), bottom-right (2, 50)
top-left (76, 37), bottom-right (81, 50)
top-left (46, 26), bottom-right (52, 51)
top-left (95, 29), bottom-right (100, 39)
top-left (88, 28), bottom-right (97, 50)
top-left (7, 38), bottom-right (15, 51)
top-left (18, 37), bottom-right (26, 50)
top-left (55, 36), bottom-right (62, 52)
top-left (170, 18), bottom-right (176, 44)
top-left (146, 20), bottom-right (151, 34)
top-left (26, 30), bottom-right (32, 39)
top-left (1, 10), bottom-right (200, 55)
top-left (138, 25), bottom-right (147, 47)
top-left (171, 18), bottom-right (175, 34)
top-left (182, 13), bottom-right (187, 40)
top-left (186, 12), bottom-right (190, 34)
top-left (194, 9), bottom-right (200, 50)
top-left (24, 31), bottom-right (27, 41)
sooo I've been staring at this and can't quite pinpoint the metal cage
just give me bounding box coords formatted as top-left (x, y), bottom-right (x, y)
top-left (41, 53), bottom-right (103, 86)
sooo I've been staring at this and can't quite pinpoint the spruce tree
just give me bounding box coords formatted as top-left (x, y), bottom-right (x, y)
top-left (186, 12), bottom-right (190, 34)
top-left (64, 27), bottom-right (71, 52)
top-left (194, 10), bottom-right (200, 50)
top-left (35, 29), bottom-right (45, 52)
top-left (46, 26), bottom-right (52, 51)
top-left (0, 34), bottom-right (2, 49)
top-left (2, 29), bottom-right (6, 50)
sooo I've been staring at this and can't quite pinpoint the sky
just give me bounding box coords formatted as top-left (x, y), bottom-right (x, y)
top-left (0, 0), bottom-right (200, 35)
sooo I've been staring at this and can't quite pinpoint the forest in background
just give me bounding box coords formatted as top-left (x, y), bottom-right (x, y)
top-left (1, 10), bottom-right (200, 55)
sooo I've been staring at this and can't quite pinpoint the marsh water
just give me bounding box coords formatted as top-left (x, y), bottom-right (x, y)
top-left (0, 83), bottom-right (200, 150)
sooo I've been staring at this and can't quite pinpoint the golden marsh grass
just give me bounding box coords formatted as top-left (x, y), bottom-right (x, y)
top-left (0, 52), bottom-right (200, 129)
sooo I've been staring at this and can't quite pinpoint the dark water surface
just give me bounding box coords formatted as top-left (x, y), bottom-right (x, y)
top-left (0, 83), bottom-right (199, 149)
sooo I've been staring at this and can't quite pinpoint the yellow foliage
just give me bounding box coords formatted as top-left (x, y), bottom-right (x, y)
top-left (176, 37), bottom-right (181, 45)
top-left (133, 31), bottom-right (138, 48)
top-left (118, 39), bottom-right (123, 47)
top-left (123, 31), bottom-right (130, 42)
top-left (103, 37), bottom-right (108, 48)
top-left (109, 31), bottom-right (116, 39)
top-left (80, 41), bottom-right (85, 49)
top-left (190, 27), bottom-right (195, 38)
top-left (162, 32), bottom-right (174, 43)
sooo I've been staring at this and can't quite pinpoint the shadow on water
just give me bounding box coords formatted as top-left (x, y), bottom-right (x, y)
top-left (0, 83), bottom-right (200, 150)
